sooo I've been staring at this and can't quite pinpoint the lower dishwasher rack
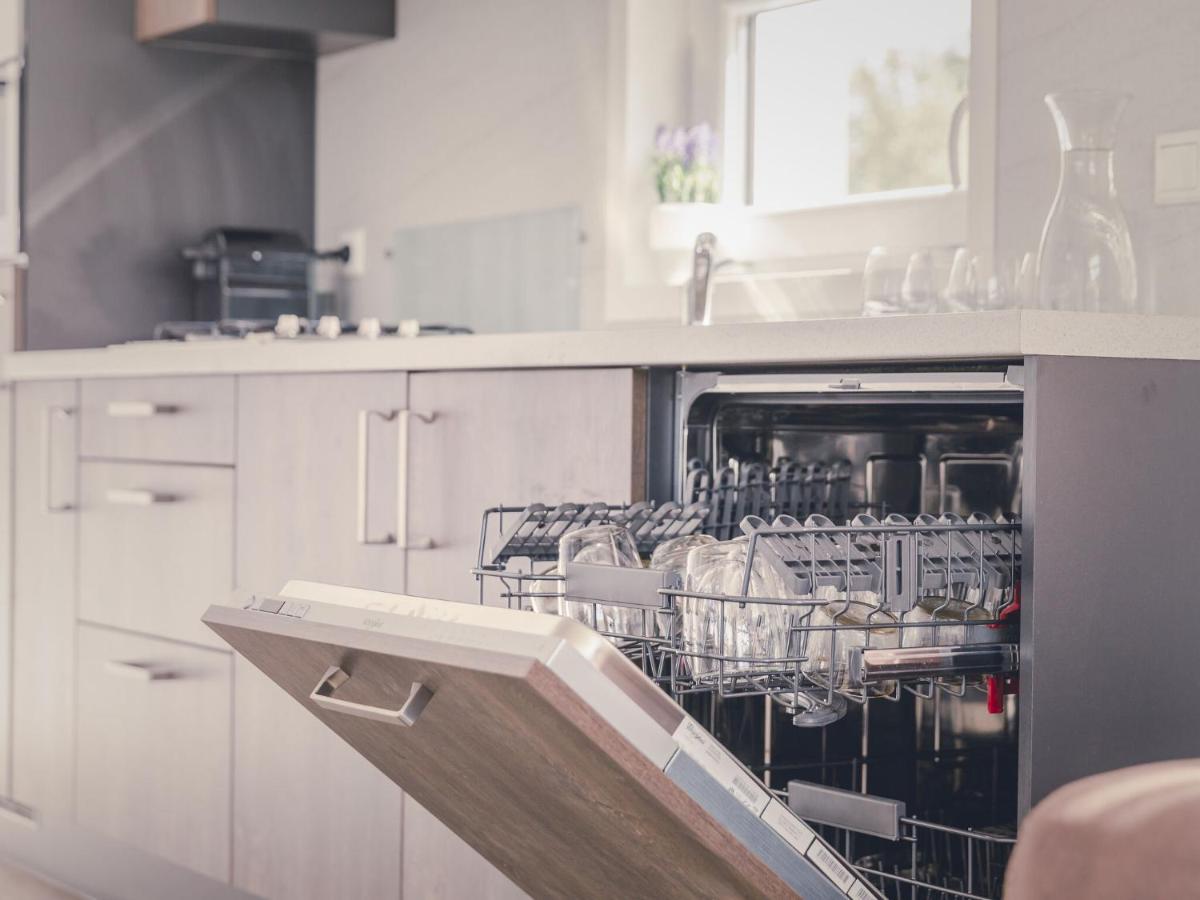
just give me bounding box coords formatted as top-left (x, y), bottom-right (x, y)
top-left (474, 501), bottom-right (1022, 900)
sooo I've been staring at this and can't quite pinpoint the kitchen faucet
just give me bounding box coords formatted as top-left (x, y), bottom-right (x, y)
top-left (683, 232), bottom-right (729, 326)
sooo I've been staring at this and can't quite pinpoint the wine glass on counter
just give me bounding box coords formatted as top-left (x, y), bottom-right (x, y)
top-left (862, 245), bottom-right (1039, 316)
top-left (860, 246), bottom-right (907, 317)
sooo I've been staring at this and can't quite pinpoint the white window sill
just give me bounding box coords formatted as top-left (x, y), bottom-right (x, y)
top-left (648, 188), bottom-right (968, 263)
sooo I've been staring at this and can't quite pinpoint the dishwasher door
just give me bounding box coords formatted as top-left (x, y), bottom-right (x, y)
top-left (203, 582), bottom-right (875, 900)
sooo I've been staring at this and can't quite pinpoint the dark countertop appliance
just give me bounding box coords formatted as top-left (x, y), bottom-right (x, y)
top-left (182, 227), bottom-right (349, 323)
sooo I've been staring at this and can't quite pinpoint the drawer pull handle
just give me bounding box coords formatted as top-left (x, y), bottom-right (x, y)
top-left (105, 660), bottom-right (177, 681)
top-left (310, 666), bottom-right (432, 727)
top-left (106, 401), bottom-right (177, 418)
top-left (104, 488), bottom-right (175, 506)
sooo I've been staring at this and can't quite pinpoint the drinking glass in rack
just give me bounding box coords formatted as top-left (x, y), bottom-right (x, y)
top-left (649, 532), bottom-right (717, 639)
top-left (680, 538), bottom-right (798, 684)
top-left (801, 599), bottom-right (900, 698)
top-left (557, 524), bottom-right (644, 636)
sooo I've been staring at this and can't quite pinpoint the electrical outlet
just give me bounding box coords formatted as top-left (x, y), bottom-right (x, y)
top-left (1155, 130), bottom-right (1200, 205)
top-left (340, 228), bottom-right (367, 277)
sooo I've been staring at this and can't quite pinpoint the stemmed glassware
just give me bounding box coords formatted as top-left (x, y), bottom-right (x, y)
top-left (862, 245), bottom-right (1038, 315)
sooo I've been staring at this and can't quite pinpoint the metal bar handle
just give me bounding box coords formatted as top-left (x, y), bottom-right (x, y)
top-left (310, 666), bottom-right (432, 726)
top-left (42, 405), bottom-right (74, 513)
top-left (397, 409), bottom-right (437, 551)
top-left (105, 660), bottom-right (177, 681)
top-left (106, 400), bottom-right (177, 418)
top-left (356, 409), bottom-right (399, 544)
top-left (105, 488), bottom-right (175, 506)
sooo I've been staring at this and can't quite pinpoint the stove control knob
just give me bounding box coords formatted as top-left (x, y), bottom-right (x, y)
top-left (274, 314), bottom-right (302, 339)
top-left (358, 317), bottom-right (382, 340)
top-left (316, 315), bottom-right (342, 339)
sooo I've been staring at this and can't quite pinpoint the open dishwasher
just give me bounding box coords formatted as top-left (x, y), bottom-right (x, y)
top-left (204, 361), bottom-right (1187, 900)
top-left (466, 369), bottom-right (1024, 899)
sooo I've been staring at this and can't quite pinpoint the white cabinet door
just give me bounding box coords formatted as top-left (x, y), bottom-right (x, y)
top-left (0, 0), bottom-right (21, 269)
top-left (78, 460), bottom-right (234, 648)
top-left (75, 623), bottom-right (232, 882)
top-left (403, 367), bottom-right (645, 899)
top-left (233, 373), bottom-right (407, 900)
top-left (11, 380), bottom-right (77, 821)
top-left (0, 385), bottom-right (11, 796)
top-left (406, 368), bottom-right (645, 603)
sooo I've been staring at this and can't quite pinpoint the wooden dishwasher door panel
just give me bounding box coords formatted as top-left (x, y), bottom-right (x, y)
top-left (203, 595), bottom-right (813, 900)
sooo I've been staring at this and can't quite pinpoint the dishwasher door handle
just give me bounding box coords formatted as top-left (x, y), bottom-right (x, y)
top-left (310, 666), bottom-right (432, 726)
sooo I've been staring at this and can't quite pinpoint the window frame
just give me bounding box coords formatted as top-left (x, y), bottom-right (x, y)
top-left (718, 0), bottom-right (997, 265)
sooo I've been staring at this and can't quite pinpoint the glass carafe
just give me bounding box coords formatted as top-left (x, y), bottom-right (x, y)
top-left (1036, 91), bottom-right (1138, 312)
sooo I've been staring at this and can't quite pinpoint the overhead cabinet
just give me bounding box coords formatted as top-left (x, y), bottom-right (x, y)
top-left (135, 0), bottom-right (396, 57)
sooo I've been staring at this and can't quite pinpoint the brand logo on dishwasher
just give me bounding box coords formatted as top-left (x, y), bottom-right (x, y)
top-left (362, 617), bottom-right (385, 630)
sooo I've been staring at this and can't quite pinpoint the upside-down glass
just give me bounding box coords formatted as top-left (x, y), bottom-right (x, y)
top-left (557, 524), bottom-right (644, 637)
top-left (650, 533), bottom-right (718, 638)
top-left (860, 246), bottom-right (906, 317)
top-left (680, 538), bottom-right (797, 683)
top-left (650, 532), bottom-right (719, 575)
top-left (899, 596), bottom-right (992, 649)
top-left (941, 248), bottom-right (979, 313)
top-left (900, 250), bottom-right (938, 314)
top-left (523, 565), bottom-right (565, 615)
top-left (802, 599), bottom-right (899, 698)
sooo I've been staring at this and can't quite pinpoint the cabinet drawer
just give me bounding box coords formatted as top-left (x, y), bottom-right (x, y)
top-left (76, 623), bottom-right (232, 882)
top-left (81, 376), bottom-right (235, 464)
top-left (79, 461), bottom-right (233, 648)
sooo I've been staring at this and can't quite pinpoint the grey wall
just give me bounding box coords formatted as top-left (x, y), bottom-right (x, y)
top-left (995, 1), bottom-right (1200, 315)
top-left (24, 0), bottom-right (315, 350)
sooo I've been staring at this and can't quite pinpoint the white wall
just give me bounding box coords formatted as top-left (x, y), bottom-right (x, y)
top-left (316, 0), bottom-right (609, 326)
top-left (994, 0), bottom-right (1200, 314)
top-left (319, 0), bottom-right (1200, 328)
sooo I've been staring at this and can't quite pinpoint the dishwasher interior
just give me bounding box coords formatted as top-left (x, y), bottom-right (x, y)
top-left (474, 369), bottom-right (1025, 900)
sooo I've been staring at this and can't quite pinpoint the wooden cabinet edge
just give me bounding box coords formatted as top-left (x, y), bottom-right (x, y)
top-left (135, 0), bottom-right (215, 43)
top-left (630, 368), bottom-right (648, 503)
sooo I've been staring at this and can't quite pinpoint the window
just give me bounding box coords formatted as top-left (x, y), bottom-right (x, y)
top-left (746, 0), bottom-right (970, 208)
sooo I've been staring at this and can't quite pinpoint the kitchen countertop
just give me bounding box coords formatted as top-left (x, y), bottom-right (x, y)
top-left (4, 310), bottom-right (1199, 381)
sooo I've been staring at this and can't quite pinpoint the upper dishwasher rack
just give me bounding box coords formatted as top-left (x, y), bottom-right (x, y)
top-left (474, 501), bottom-right (1020, 700)
top-left (480, 500), bottom-right (711, 567)
top-left (738, 513), bottom-right (1020, 609)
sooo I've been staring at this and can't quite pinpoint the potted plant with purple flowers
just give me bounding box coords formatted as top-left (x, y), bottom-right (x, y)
top-left (653, 123), bottom-right (720, 203)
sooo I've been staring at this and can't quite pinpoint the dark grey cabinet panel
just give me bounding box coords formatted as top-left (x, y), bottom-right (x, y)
top-left (1021, 356), bottom-right (1200, 817)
